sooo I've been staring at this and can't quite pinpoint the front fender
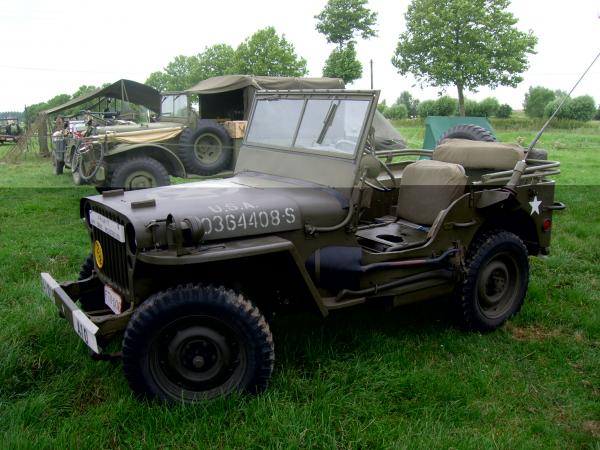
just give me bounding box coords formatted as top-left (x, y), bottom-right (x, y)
top-left (106, 143), bottom-right (186, 178)
top-left (136, 235), bottom-right (327, 316)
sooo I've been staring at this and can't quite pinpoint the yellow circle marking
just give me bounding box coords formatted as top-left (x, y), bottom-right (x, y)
top-left (94, 240), bottom-right (104, 269)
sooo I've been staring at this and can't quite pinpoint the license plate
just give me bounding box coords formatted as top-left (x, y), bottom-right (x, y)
top-left (72, 310), bottom-right (100, 353)
top-left (89, 210), bottom-right (125, 242)
top-left (104, 285), bottom-right (122, 314)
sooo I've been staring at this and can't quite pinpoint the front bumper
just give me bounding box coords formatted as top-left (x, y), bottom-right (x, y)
top-left (41, 273), bottom-right (100, 353)
top-left (40, 272), bottom-right (133, 354)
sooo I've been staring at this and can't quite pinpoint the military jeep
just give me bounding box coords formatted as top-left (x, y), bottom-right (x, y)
top-left (41, 89), bottom-right (564, 403)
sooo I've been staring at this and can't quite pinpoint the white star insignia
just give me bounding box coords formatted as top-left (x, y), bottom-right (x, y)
top-left (529, 196), bottom-right (542, 215)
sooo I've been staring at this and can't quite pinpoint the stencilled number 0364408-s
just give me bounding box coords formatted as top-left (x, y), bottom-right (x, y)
top-left (200, 208), bottom-right (296, 235)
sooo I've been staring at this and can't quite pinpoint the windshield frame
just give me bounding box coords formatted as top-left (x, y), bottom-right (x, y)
top-left (243, 91), bottom-right (377, 161)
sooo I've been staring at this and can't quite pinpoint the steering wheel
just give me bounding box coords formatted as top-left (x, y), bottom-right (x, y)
top-left (362, 154), bottom-right (397, 192)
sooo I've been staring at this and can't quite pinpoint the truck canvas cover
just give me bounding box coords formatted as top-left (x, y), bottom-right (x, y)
top-left (42, 79), bottom-right (161, 115)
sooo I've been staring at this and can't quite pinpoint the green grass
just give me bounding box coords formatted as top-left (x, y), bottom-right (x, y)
top-left (1, 132), bottom-right (599, 448)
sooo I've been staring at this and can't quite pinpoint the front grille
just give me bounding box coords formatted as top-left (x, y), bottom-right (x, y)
top-left (91, 205), bottom-right (130, 296)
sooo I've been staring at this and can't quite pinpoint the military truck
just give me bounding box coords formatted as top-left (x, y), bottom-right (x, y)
top-left (0, 118), bottom-right (23, 144)
top-left (41, 89), bottom-right (564, 403)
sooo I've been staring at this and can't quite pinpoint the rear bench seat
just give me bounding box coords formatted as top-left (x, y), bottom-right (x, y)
top-left (432, 139), bottom-right (525, 182)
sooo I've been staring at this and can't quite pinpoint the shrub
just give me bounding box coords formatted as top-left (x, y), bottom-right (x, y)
top-left (417, 100), bottom-right (436, 118)
top-left (377, 99), bottom-right (388, 115)
top-left (544, 95), bottom-right (596, 122)
top-left (433, 96), bottom-right (458, 116)
top-left (544, 97), bottom-right (571, 120)
top-left (384, 103), bottom-right (408, 120)
top-left (496, 104), bottom-right (513, 118)
top-left (568, 96), bottom-right (596, 122)
top-left (524, 86), bottom-right (556, 118)
top-left (479, 97), bottom-right (500, 117)
top-left (464, 99), bottom-right (481, 116)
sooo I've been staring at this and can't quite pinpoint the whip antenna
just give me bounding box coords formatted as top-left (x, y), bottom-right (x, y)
top-left (527, 49), bottom-right (600, 152)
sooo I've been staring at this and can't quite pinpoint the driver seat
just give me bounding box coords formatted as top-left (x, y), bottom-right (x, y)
top-left (396, 160), bottom-right (468, 225)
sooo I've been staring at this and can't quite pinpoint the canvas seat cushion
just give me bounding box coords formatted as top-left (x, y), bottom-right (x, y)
top-left (433, 138), bottom-right (525, 170)
top-left (396, 160), bottom-right (467, 225)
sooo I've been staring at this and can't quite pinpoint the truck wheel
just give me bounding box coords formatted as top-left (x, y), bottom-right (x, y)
top-left (78, 253), bottom-right (106, 312)
top-left (457, 230), bottom-right (529, 331)
top-left (437, 124), bottom-right (496, 146)
top-left (122, 285), bottom-right (274, 403)
top-left (109, 157), bottom-right (170, 190)
top-left (178, 121), bottom-right (233, 176)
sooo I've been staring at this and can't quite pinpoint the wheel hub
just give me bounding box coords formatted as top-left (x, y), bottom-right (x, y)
top-left (166, 326), bottom-right (232, 384)
top-left (194, 134), bottom-right (222, 164)
top-left (125, 171), bottom-right (155, 189)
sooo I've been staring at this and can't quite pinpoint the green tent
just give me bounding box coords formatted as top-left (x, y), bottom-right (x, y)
top-left (422, 116), bottom-right (495, 150)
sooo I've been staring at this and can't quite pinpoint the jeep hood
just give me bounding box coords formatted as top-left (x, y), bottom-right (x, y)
top-left (83, 172), bottom-right (349, 250)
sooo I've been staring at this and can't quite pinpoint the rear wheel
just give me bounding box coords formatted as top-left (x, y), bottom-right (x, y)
top-left (457, 230), bottom-right (529, 331)
top-left (109, 156), bottom-right (170, 190)
top-left (122, 284), bottom-right (274, 403)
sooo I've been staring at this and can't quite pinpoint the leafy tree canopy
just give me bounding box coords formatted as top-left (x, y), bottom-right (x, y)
top-left (146, 28), bottom-right (307, 91)
top-left (322, 44), bottom-right (362, 84)
top-left (233, 27), bottom-right (307, 77)
top-left (523, 86), bottom-right (555, 118)
top-left (315, 0), bottom-right (378, 47)
top-left (392, 0), bottom-right (537, 116)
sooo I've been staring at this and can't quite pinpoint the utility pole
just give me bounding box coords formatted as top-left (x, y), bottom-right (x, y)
top-left (370, 59), bottom-right (373, 89)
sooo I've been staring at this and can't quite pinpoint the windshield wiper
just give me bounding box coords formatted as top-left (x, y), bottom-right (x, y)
top-left (316, 101), bottom-right (339, 144)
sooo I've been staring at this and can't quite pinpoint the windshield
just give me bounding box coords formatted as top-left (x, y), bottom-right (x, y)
top-left (246, 97), bottom-right (370, 157)
top-left (161, 95), bottom-right (188, 117)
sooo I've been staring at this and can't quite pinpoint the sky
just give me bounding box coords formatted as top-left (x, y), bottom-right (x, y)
top-left (1, 0), bottom-right (599, 112)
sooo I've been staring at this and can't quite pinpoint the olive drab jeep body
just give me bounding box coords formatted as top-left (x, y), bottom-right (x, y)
top-left (41, 89), bottom-right (564, 403)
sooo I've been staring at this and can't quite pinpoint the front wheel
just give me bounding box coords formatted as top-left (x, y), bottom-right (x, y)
top-left (109, 156), bottom-right (170, 190)
top-left (122, 285), bottom-right (274, 403)
top-left (457, 230), bottom-right (529, 331)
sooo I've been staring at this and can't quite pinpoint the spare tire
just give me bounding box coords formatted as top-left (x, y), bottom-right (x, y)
top-left (437, 124), bottom-right (496, 146)
top-left (178, 120), bottom-right (233, 176)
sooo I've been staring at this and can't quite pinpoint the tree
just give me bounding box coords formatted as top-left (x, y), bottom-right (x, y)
top-left (524, 86), bottom-right (555, 118)
top-left (417, 99), bottom-right (436, 118)
top-left (145, 55), bottom-right (201, 91)
top-left (315, 0), bottom-right (377, 84)
top-left (71, 85), bottom-right (98, 99)
top-left (432, 96), bottom-right (457, 116)
top-left (384, 103), bottom-right (408, 120)
top-left (145, 71), bottom-right (171, 92)
top-left (478, 97), bottom-right (500, 117)
top-left (322, 44), bottom-right (362, 84)
top-left (233, 27), bottom-right (307, 77)
top-left (196, 44), bottom-right (236, 79)
top-left (397, 91), bottom-right (419, 118)
top-left (315, 0), bottom-right (378, 49)
top-left (392, 0), bottom-right (537, 116)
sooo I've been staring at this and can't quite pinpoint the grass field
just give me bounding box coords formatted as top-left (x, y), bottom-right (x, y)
top-left (1, 124), bottom-right (599, 448)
